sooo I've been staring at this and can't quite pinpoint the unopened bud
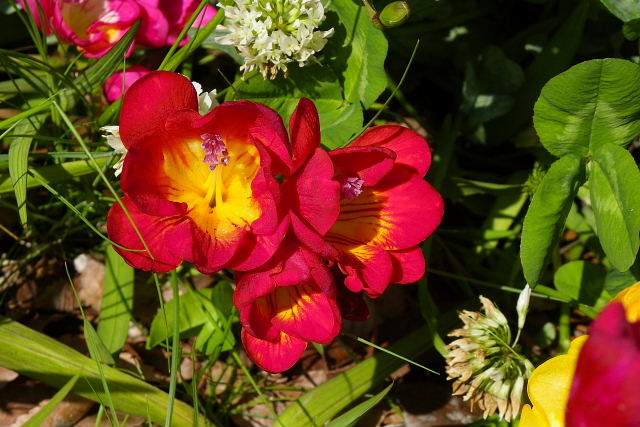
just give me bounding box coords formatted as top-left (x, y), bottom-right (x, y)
top-left (378, 1), bottom-right (410, 28)
top-left (516, 284), bottom-right (532, 331)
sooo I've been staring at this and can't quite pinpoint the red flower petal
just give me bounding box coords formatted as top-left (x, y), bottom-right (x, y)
top-left (340, 246), bottom-right (393, 297)
top-left (270, 283), bottom-right (341, 344)
top-left (329, 146), bottom-right (396, 186)
top-left (330, 170), bottom-right (443, 252)
top-left (120, 71), bottom-right (198, 149)
top-left (107, 196), bottom-right (189, 273)
top-left (389, 246), bottom-right (426, 284)
top-left (350, 125), bottom-right (432, 177)
top-left (289, 98), bottom-right (320, 174)
top-left (566, 302), bottom-right (640, 427)
top-left (241, 329), bottom-right (307, 373)
top-left (286, 147), bottom-right (340, 236)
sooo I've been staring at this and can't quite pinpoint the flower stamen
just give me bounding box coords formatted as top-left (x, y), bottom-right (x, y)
top-left (201, 133), bottom-right (230, 171)
top-left (340, 177), bottom-right (364, 200)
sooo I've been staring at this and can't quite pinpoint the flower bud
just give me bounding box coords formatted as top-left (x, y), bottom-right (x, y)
top-left (378, 1), bottom-right (410, 28)
top-left (516, 284), bottom-right (532, 331)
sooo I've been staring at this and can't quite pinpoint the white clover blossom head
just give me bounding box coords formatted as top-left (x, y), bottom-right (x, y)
top-left (216, 0), bottom-right (334, 79)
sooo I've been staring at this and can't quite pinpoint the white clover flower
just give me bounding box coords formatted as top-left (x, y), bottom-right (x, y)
top-left (101, 126), bottom-right (126, 177)
top-left (445, 296), bottom-right (534, 421)
top-left (216, 0), bottom-right (334, 79)
top-left (191, 81), bottom-right (219, 115)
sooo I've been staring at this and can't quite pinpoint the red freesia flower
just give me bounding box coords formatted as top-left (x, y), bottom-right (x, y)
top-left (107, 71), bottom-right (291, 273)
top-left (565, 301), bottom-right (640, 427)
top-left (235, 239), bottom-right (341, 373)
top-left (288, 120), bottom-right (444, 297)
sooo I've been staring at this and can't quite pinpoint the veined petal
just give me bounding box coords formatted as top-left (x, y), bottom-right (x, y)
top-left (270, 283), bottom-right (341, 344)
top-left (107, 196), bottom-right (189, 273)
top-left (329, 170), bottom-right (443, 252)
top-left (241, 329), bottom-right (307, 373)
top-left (350, 125), bottom-right (432, 177)
top-left (340, 245), bottom-right (393, 297)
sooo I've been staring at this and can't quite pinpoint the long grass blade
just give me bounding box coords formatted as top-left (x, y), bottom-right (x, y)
top-left (21, 374), bottom-right (81, 427)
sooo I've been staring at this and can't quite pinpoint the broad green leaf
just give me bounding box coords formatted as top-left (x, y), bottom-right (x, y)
top-left (148, 285), bottom-right (236, 352)
top-left (589, 143), bottom-right (640, 271)
top-left (21, 374), bottom-right (80, 427)
top-left (7, 116), bottom-right (43, 227)
top-left (84, 320), bottom-right (116, 365)
top-left (275, 326), bottom-right (432, 427)
top-left (0, 316), bottom-right (199, 427)
top-left (521, 155), bottom-right (585, 286)
top-left (0, 157), bottom-right (111, 195)
top-left (605, 269), bottom-right (639, 296)
top-left (599, 0), bottom-right (640, 22)
top-left (328, 0), bottom-right (388, 108)
top-left (534, 59), bottom-right (640, 157)
top-left (193, 282), bottom-right (236, 355)
top-left (553, 260), bottom-right (606, 305)
top-left (148, 289), bottom-right (210, 349)
top-left (325, 383), bottom-right (393, 427)
top-left (488, 1), bottom-right (588, 141)
top-left (97, 246), bottom-right (134, 355)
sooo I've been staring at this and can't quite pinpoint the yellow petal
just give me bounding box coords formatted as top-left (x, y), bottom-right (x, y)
top-left (519, 404), bottom-right (550, 427)
top-left (613, 281), bottom-right (640, 322)
top-left (522, 335), bottom-right (588, 427)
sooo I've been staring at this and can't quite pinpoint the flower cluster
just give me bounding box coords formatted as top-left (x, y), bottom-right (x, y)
top-left (216, 0), bottom-right (334, 79)
top-left (19, 0), bottom-right (216, 57)
top-left (446, 296), bottom-right (534, 421)
top-left (520, 282), bottom-right (640, 427)
top-left (106, 71), bottom-right (443, 372)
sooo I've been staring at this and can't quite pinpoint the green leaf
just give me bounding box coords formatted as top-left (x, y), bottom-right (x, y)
top-left (599, 0), bottom-right (640, 22)
top-left (328, 0), bottom-right (388, 108)
top-left (534, 58), bottom-right (640, 157)
top-left (553, 260), bottom-right (606, 305)
top-left (84, 320), bottom-right (116, 365)
top-left (148, 289), bottom-right (209, 349)
top-left (0, 316), bottom-right (199, 426)
top-left (275, 326), bottom-right (431, 427)
top-left (605, 269), bottom-right (639, 296)
top-left (325, 383), bottom-right (393, 427)
top-left (589, 143), bottom-right (640, 271)
top-left (0, 157), bottom-right (111, 195)
top-left (97, 246), bottom-right (134, 356)
top-left (521, 155), bottom-right (585, 286)
top-left (148, 285), bottom-right (236, 352)
top-left (7, 116), bottom-right (43, 227)
top-left (21, 374), bottom-right (80, 427)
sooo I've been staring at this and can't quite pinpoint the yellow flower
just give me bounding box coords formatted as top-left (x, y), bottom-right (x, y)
top-left (519, 335), bottom-right (588, 427)
top-left (612, 281), bottom-right (640, 322)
